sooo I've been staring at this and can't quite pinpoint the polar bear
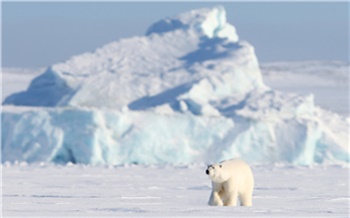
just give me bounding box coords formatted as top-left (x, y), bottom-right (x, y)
top-left (206, 159), bottom-right (254, 206)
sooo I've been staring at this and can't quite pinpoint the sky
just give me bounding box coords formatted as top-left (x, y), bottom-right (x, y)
top-left (2, 2), bottom-right (349, 68)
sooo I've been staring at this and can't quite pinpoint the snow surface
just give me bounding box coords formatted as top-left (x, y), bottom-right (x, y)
top-left (1, 6), bottom-right (349, 166)
top-left (2, 164), bottom-right (349, 217)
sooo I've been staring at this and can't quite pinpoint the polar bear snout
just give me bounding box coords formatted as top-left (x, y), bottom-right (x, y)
top-left (206, 165), bottom-right (214, 175)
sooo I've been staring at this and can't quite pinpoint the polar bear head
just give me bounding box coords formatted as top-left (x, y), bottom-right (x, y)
top-left (205, 163), bottom-right (231, 183)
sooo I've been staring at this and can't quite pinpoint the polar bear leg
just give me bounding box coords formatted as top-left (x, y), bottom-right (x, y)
top-left (224, 191), bottom-right (238, 206)
top-left (208, 183), bottom-right (224, 206)
top-left (239, 189), bottom-right (253, 207)
top-left (208, 191), bottom-right (223, 206)
top-left (239, 191), bottom-right (253, 206)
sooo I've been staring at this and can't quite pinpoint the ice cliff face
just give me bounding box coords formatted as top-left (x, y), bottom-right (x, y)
top-left (2, 107), bottom-right (233, 164)
top-left (2, 6), bottom-right (349, 165)
top-left (2, 104), bottom-right (348, 165)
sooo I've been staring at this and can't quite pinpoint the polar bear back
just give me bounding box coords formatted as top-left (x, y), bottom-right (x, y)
top-left (221, 159), bottom-right (254, 191)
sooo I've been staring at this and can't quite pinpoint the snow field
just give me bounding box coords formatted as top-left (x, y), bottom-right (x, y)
top-left (2, 164), bottom-right (349, 217)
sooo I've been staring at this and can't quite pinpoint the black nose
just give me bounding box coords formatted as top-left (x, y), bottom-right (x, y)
top-left (206, 169), bottom-right (209, 175)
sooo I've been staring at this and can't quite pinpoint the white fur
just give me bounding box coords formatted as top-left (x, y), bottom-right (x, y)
top-left (206, 159), bottom-right (254, 206)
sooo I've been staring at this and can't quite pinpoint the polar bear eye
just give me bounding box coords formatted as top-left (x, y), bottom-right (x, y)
top-left (219, 165), bottom-right (222, 168)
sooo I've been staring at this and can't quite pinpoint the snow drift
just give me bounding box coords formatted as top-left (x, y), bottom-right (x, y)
top-left (2, 6), bottom-right (349, 165)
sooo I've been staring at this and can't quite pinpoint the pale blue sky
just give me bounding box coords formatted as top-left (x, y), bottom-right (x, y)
top-left (2, 2), bottom-right (349, 68)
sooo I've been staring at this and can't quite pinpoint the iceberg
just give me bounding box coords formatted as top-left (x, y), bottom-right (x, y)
top-left (3, 6), bottom-right (264, 109)
top-left (1, 6), bottom-right (349, 165)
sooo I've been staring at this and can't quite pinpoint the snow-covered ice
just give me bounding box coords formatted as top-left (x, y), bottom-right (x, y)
top-left (3, 6), bottom-right (264, 109)
top-left (2, 164), bottom-right (349, 217)
top-left (2, 61), bottom-right (347, 114)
